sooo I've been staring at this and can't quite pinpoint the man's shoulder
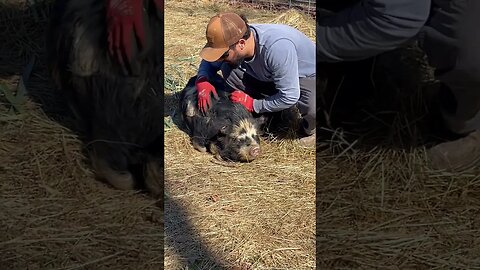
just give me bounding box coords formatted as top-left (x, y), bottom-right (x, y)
top-left (251, 23), bottom-right (296, 31)
top-left (251, 24), bottom-right (302, 44)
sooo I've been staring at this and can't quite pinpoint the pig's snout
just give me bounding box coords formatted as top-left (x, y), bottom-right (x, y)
top-left (250, 146), bottom-right (261, 158)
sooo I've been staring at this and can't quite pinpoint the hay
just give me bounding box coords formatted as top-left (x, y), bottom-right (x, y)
top-left (3, 0), bottom-right (476, 269)
top-left (316, 32), bottom-right (480, 270)
top-left (271, 10), bottom-right (315, 39)
top-left (1, 1), bottom-right (162, 269)
top-left (317, 146), bottom-right (480, 268)
top-left (165, 130), bottom-right (315, 268)
top-left (0, 105), bottom-right (164, 269)
top-left (164, 1), bottom-right (315, 268)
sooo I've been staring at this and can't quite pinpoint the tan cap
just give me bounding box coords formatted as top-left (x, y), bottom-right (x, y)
top-left (200, 12), bottom-right (247, 62)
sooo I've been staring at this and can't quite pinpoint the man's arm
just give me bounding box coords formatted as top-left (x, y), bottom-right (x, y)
top-left (317, 0), bottom-right (431, 62)
top-left (197, 60), bottom-right (222, 80)
top-left (253, 39), bottom-right (300, 113)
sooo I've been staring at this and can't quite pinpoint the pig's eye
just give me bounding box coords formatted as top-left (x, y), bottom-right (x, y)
top-left (236, 134), bottom-right (253, 144)
top-left (236, 137), bottom-right (247, 144)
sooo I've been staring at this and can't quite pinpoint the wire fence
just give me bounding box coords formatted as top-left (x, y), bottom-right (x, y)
top-left (227, 0), bottom-right (316, 17)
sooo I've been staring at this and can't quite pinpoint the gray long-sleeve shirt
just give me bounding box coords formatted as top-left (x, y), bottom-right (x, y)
top-left (317, 0), bottom-right (431, 62)
top-left (198, 24), bottom-right (316, 114)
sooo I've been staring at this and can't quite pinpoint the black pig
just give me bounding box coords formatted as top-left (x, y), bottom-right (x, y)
top-left (179, 76), bottom-right (262, 162)
top-left (46, 0), bottom-right (163, 196)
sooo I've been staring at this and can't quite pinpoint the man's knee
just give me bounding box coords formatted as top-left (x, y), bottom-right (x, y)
top-left (422, 0), bottom-right (480, 71)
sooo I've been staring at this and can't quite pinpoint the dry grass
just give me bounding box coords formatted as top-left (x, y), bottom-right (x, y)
top-left (165, 129), bottom-right (315, 268)
top-left (0, 105), bottom-right (164, 269)
top-left (4, 0), bottom-right (476, 269)
top-left (164, 1), bottom-right (315, 269)
top-left (318, 146), bottom-right (480, 268)
top-left (1, 1), bottom-right (162, 269)
top-left (316, 34), bottom-right (480, 270)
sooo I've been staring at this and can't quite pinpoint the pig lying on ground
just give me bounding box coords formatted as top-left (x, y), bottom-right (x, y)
top-left (179, 76), bottom-right (262, 162)
top-left (46, 0), bottom-right (163, 196)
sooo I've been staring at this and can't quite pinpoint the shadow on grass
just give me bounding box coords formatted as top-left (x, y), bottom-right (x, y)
top-left (165, 195), bottom-right (233, 269)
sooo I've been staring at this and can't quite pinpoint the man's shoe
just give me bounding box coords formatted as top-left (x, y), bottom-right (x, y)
top-left (298, 133), bottom-right (316, 148)
top-left (427, 130), bottom-right (480, 172)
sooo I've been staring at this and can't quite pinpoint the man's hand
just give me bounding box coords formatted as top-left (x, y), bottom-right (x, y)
top-left (230, 90), bottom-right (254, 112)
top-left (106, 0), bottom-right (145, 69)
top-left (196, 76), bottom-right (219, 114)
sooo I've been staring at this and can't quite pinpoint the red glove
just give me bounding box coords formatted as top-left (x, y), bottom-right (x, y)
top-left (106, 0), bottom-right (145, 68)
top-left (196, 76), bottom-right (219, 114)
top-left (230, 90), bottom-right (254, 112)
